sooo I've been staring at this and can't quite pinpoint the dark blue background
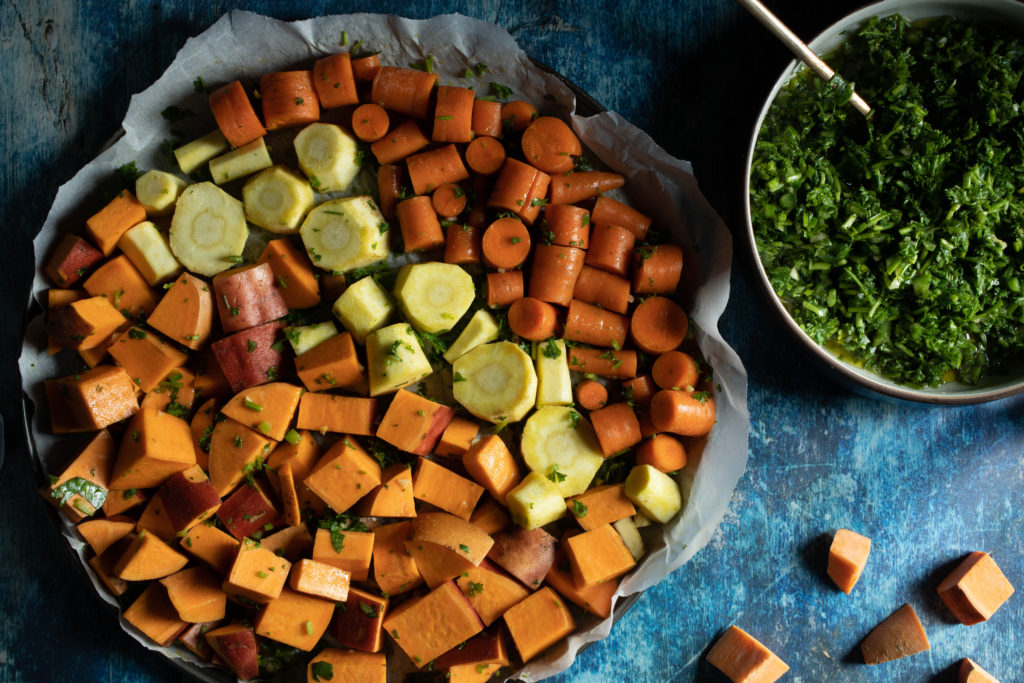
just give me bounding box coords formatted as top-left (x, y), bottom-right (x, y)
top-left (2, 1), bottom-right (1021, 681)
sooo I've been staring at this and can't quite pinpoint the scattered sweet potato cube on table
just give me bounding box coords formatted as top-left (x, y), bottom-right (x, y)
top-left (828, 528), bottom-right (871, 594)
top-left (502, 586), bottom-right (575, 663)
top-left (959, 658), bottom-right (1001, 683)
top-left (706, 625), bottom-right (789, 682)
top-left (937, 551), bottom-right (1014, 625)
top-left (860, 604), bottom-right (930, 665)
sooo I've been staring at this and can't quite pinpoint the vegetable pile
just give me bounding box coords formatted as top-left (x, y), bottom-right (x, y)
top-left (38, 33), bottom-right (712, 682)
top-left (751, 15), bottom-right (1024, 387)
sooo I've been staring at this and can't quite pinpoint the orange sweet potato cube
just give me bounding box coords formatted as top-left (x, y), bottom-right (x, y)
top-left (56, 365), bottom-right (139, 432)
top-left (259, 238), bottom-right (321, 310)
top-left (296, 393), bottom-right (377, 436)
top-left (147, 272), bottom-right (214, 350)
top-left (114, 530), bottom-right (189, 581)
top-left (566, 484), bottom-right (636, 531)
top-left (47, 287), bottom-right (87, 353)
top-left (77, 515), bottom-right (135, 556)
top-left (405, 512), bottom-right (494, 589)
top-left (123, 582), bottom-right (188, 646)
top-left (190, 401), bottom-right (219, 470)
top-left (49, 429), bottom-right (115, 521)
top-left (412, 457), bottom-right (484, 521)
top-left (266, 429), bottom-right (320, 495)
top-left (434, 628), bottom-right (511, 679)
top-left (434, 416), bottom-right (480, 457)
top-left (545, 548), bottom-right (617, 619)
top-left (180, 523), bottom-right (240, 575)
top-left (334, 587), bottom-right (389, 653)
top-left (313, 528), bottom-right (374, 582)
top-left (207, 417), bottom-right (275, 497)
top-left (289, 558), bottom-right (352, 602)
top-left (49, 296), bottom-right (127, 351)
top-left (502, 586), bottom-right (575, 663)
top-left (82, 254), bottom-right (158, 317)
top-left (223, 538), bottom-right (291, 604)
top-left (827, 528), bottom-right (871, 594)
top-left (276, 462), bottom-right (303, 527)
top-left (860, 604), bottom-right (930, 665)
top-left (222, 382), bottom-right (303, 442)
top-left (461, 435), bottom-right (520, 506)
top-left (141, 367), bottom-right (196, 416)
top-left (469, 497), bottom-right (511, 536)
top-left (357, 463), bottom-right (416, 517)
top-left (295, 332), bottom-right (365, 392)
top-left (135, 493), bottom-right (178, 542)
top-left (255, 587), bottom-right (336, 651)
top-left (456, 560), bottom-right (530, 626)
top-left (88, 553), bottom-right (128, 597)
top-left (102, 487), bottom-right (147, 516)
top-left (303, 437), bottom-right (381, 514)
top-left (565, 523), bottom-right (636, 587)
top-left (261, 525), bottom-right (314, 562)
top-left (111, 407), bottom-right (196, 489)
top-left (159, 566), bottom-right (228, 623)
top-left (707, 625), bottom-right (790, 682)
top-left (108, 326), bottom-right (188, 393)
top-left (937, 552), bottom-right (1015, 625)
top-left (306, 650), bottom-right (385, 683)
top-left (372, 521), bottom-right (423, 596)
top-left (85, 189), bottom-right (147, 255)
top-left (383, 581), bottom-right (484, 667)
top-left (376, 390), bottom-right (456, 455)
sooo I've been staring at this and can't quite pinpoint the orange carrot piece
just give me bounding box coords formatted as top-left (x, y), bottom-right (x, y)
top-left (521, 116), bottom-right (581, 174)
top-left (650, 389), bottom-right (715, 437)
top-left (589, 402), bottom-right (642, 457)
top-left (481, 217), bottom-right (531, 269)
top-left (573, 265), bottom-right (630, 314)
top-left (633, 243), bottom-right (683, 294)
top-left (351, 53), bottom-right (381, 81)
top-left (486, 271), bottom-right (524, 308)
top-left (586, 224), bottom-right (636, 276)
top-left (432, 183), bottom-right (467, 218)
top-left (432, 85), bottom-right (474, 142)
top-left (564, 299), bottom-right (628, 349)
top-left (209, 80), bottom-right (266, 148)
top-left (312, 52), bottom-right (359, 108)
top-left (407, 144), bottom-right (470, 195)
top-left (85, 190), bottom-right (147, 256)
top-left (529, 245), bottom-right (584, 306)
top-left (257, 238), bottom-right (320, 310)
top-left (937, 552), bottom-right (1015, 625)
top-left (707, 625), bottom-right (790, 682)
top-left (377, 163), bottom-right (407, 220)
top-left (462, 435), bottom-right (521, 505)
top-left (575, 379), bottom-right (608, 411)
top-left (592, 195), bottom-right (651, 239)
top-left (445, 223), bottom-right (482, 265)
top-left (370, 119), bottom-right (429, 165)
top-left (434, 417), bottom-right (480, 457)
top-left (622, 374), bottom-right (657, 406)
top-left (508, 297), bottom-right (559, 341)
top-left (652, 350), bottom-right (700, 391)
top-left (294, 331), bottom-right (364, 392)
top-left (630, 296), bottom-right (688, 354)
top-left (412, 457), bottom-right (485, 521)
top-left (549, 171), bottom-right (624, 205)
top-left (636, 434), bottom-right (687, 473)
top-left (472, 99), bottom-right (503, 137)
top-left (350, 103), bottom-right (390, 142)
top-left (567, 484), bottom-right (636, 530)
top-left (465, 136), bottom-right (507, 175)
top-left (260, 71), bottom-right (319, 131)
top-left (827, 529), bottom-right (871, 594)
top-left (488, 159), bottom-right (548, 225)
top-left (503, 586), bottom-right (575, 662)
top-left (500, 100), bottom-right (538, 131)
top-left (567, 347), bottom-right (637, 378)
top-left (371, 66), bottom-right (438, 119)
top-left (520, 167), bottom-right (552, 225)
top-left (396, 195), bottom-right (445, 252)
top-left (543, 204), bottom-right (590, 249)
top-left (861, 604), bottom-right (930, 665)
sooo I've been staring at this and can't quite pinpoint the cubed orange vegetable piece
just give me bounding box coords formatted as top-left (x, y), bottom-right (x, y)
top-left (49, 295), bottom-right (126, 352)
top-left (313, 528), bottom-right (374, 581)
top-left (937, 551), bottom-right (1015, 625)
top-left (565, 523), bottom-right (636, 587)
top-left (372, 521), bottom-right (424, 596)
top-left (357, 463), bottom-right (416, 517)
top-left (860, 604), bottom-right (930, 665)
top-left (456, 561), bottom-right (531, 627)
top-left (412, 457), bottom-right (484, 520)
top-left (85, 189), bottom-right (147, 255)
top-left (207, 416), bottom-right (275, 497)
top-left (103, 487), bottom-right (147, 517)
top-left (434, 417), bottom-right (480, 457)
top-left (503, 586), bottom-right (576, 662)
top-left (566, 484), bottom-right (636, 531)
top-left (82, 254), bottom-right (158, 317)
top-left (303, 437), bottom-right (381, 515)
top-left (959, 658), bottom-right (1000, 683)
top-left (277, 462), bottom-right (302, 527)
top-left (223, 538), bottom-right (291, 604)
top-left (307, 649), bottom-right (386, 683)
top-left (296, 393), bottom-right (377, 436)
top-left (384, 580), bottom-right (484, 667)
top-left (204, 624), bottom-right (259, 680)
top-left (469, 498), bottom-right (511, 536)
top-left (123, 583), bottom-right (188, 646)
top-left (222, 382), bottom-right (303, 441)
top-left (827, 528), bottom-right (871, 594)
top-left (707, 625), bottom-right (790, 682)
top-left (135, 493), bottom-right (178, 542)
top-left (88, 554), bottom-right (127, 597)
top-left (114, 530), bottom-right (189, 581)
top-left (108, 326), bottom-right (188, 392)
top-left (375, 390), bottom-right (456, 455)
top-left (295, 332), bottom-right (364, 392)
top-left (333, 587), bottom-right (388, 652)
top-left (255, 587), bottom-right (335, 651)
top-left (111, 407), bottom-right (196, 489)
top-left (147, 272), bottom-right (214, 351)
top-left (50, 429), bottom-right (115, 521)
top-left (47, 287), bottom-right (87, 353)
top-left (62, 365), bottom-right (139, 432)
top-left (78, 515), bottom-right (135, 556)
top-left (545, 548), bottom-right (618, 618)
top-left (289, 558), bottom-right (352, 602)
top-left (258, 238), bottom-right (321, 310)
top-left (261, 525), bottom-right (314, 562)
top-left (141, 367), bottom-right (196, 415)
top-left (266, 429), bottom-right (322, 514)
top-left (404, 512), bottom-right (493, 588)
top-left (159, 566), bottom-right (228, 623)
top-left (461, 435), bottom-right (520, 506)
top-left (180, 523), bottom-right (240, 575)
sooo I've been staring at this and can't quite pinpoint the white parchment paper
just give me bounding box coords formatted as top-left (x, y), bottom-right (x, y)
top-left (19, 10), bottom-right (750, 682)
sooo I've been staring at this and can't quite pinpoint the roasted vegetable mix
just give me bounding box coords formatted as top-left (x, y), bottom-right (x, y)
top-left (751, 15), bottom-right (1024, 387)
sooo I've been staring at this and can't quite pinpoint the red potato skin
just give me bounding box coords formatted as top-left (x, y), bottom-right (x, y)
top-left (334, 587), bottom-right (388, 652)
top-left (487, 527), bottom-right (557, 591)
top-left (217, 483), bottom-right (282, 540)
top-left (211, 321), bottom-right (287, 392)
top-left (206, 628), bottom-right (259, 680)
top-left (178, 621), bottom-right (219, 660)
top-left (159, 471), bottom-right (221, 532)
top-left (213, 263), bottom-right (289, 334)
top-left (434, 628), bottom-right (505, 669)
top-left (414, 405), bottom-right (457, 456)
top-left (46, 234), bottom-right (105, 287)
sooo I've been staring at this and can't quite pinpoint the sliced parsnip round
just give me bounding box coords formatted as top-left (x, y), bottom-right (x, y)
top-left (393, 262), bottom-right (475, 333)
top-left (521, 405), bottom-right (604, 497)
top-left (299, 196), bottom-right (390, 273)
top-left (169, 182), bottom-right (249, 277)
top-left (293, 122), bottom-right (360, 193)
top-left (242, 165), bottom-right (314, 234)
top-left (624, 464), bottom-right (682, 524)
top-left (452, 341), bottom-right (537, 424)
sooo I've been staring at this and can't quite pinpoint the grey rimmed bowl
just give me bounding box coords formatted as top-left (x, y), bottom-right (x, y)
top-left (744, 0), bottom-right (1024, 405)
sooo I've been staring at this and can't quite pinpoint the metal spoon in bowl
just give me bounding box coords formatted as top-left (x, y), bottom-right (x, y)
top-left (736, 0), bottom-right (873, 117)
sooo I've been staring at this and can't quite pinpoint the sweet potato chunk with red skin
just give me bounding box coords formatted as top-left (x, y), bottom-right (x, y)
top-left (124, 582), bottom-right (188, 647)
top-left (158, 465), bottom-right (221, 532)
top-left (707, 625), bottom-right (790, 682)
top-left (860, 604), bottom-right (930, 665)
top-left (502, 586), bottom-right (575, 663)
top-left (49, 296), bottom-right (127, 351)
top-left (212, 320), bottom-right (287, 392)
top-left (828, 528), bottom-right (871, 594)
top-left (205, 623), bottom-right (259, 680)
top-left (435, 628), bottom-right (509, 670)
top-left (148, 272), bottom-right (214, 351)
top-left (213, 263), bottom-right (289, 334)
top-left (46, 233), bottom-right (104, 287)
top-left (384, 580), bottom-right (484, 667)
top-left (937, 551), bottom-right (1015, 625)
top-left (334, 586), bottom-right (389, 653)
top-left (375, 390), bottom-right (457, 455)
top-left (959, 658), bottom-right (1000, 683)
top-left (218, 482), bottom-right (282, 540)
top-left (487, 526), bottom-right (556, 591)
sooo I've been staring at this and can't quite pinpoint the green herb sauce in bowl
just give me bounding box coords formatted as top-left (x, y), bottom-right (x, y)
top-left (745, 0), bottom-right (1024, 403)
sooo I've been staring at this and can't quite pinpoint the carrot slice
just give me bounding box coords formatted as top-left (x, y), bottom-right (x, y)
top-left (260, 71), bottom-right (320, 131)
top-left (508, 297), bottom-right (559, 341)
top-left (549, 171), bottom-right (624, 205)
top-left (465, 136), bottom-right (507, 175)
top-left (432, 85), bottom-right (475, 142)
top-left (567, 347), bottom-right (637, 378)
top-left (589, 402), bottom-right (642, 457)
top-left (652, 350), bottom-right (700, 390)
top-left (500, 100), bottom-right (538, 131)
top-left (377, 163), bottom-right (407, 220)
top-left (445, 223), bottom-right (482, 265)
top-left (573, 265), bottom-right (630, 314)
top-left (623, 374), bottom-right (657, 406)
top-left (633, 243), bottom-right (683, 294)
top-left (371, 66), bottom-right (439, 119)
top-left (521, 116), bottom-right (581, 174)
top-left (312, 52), bottom-right (359, 108)
top-left (650, 389), bottom-right (715, 437)
top-left (351, 53), bottom-right (381, 81)
top-left (636, 434), bottom-right (687, 473)
top-left (586, 224), bottom-right (636, 276)
top-left (529, 245), bottom-right (584, 306)
top-left (406, 144), bottom-right (469, 195)
top-left (397, 195), bottom-right (445, 253)
top-left (564, 299), bottom-right (628, 349)
top-left (209, 80), bottom-right (266, 148)
top-left (351, 103), bottom-right (390, 142)
top-left (543, 204), bottom-right (590, 249)
top-left (486, 271), bottom-right (524, 308)
top-left (630, 296), bottom-right (688, 354)
top-left (592, 195), bottom-right (651, 239)
top-left (575, 379), bottom-right (608, 411)
top-left (370, 119), bottom-right (429, 165)
top-left (481, 217), bottom-right (531, 269)
top-left (488, 158), bottom-right (550, 225)
top-left (472, 99), bottom-right (503, 137)
top-left (432, 183), bottom-right (467, 218)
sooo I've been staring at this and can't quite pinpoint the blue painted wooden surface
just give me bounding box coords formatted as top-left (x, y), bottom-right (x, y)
top-left (2, 1), bottom-right (1022, 681)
